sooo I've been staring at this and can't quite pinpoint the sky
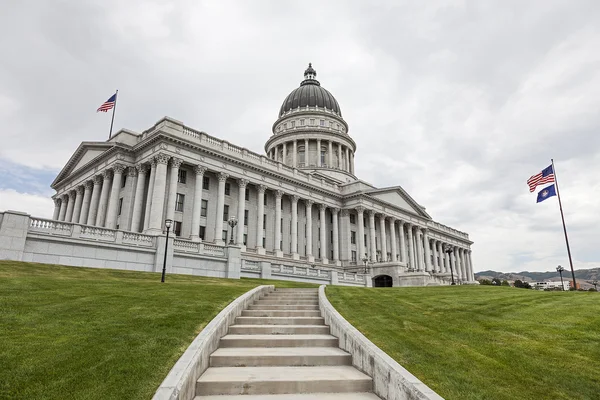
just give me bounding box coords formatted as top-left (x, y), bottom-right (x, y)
top-left (1, 0), bottom-right (599, 273)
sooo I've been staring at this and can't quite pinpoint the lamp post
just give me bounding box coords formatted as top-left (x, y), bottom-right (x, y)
top-left (592, 280), bottom-right (598, 291)
top-left (227, 216), bottom-right (238, 245)
top-left (556, 265), bottom-right (565, 291)
top-left (161, 219), bottom-right (172, 283)
top-left (362, 256), bottom-right (369, 274)
top-left (443, 244), bottom-right (455, 285)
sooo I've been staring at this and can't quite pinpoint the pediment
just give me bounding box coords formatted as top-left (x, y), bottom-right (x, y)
top-left (51, 142), bottom-right (114, 187)
top-left (365, 187), bottom-right (431, 219)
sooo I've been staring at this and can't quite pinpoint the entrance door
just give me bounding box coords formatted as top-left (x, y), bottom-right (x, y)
top-left (373, 275), bottom-right (393, 287)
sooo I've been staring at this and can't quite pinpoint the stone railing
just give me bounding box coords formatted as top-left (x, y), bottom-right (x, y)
top-left (272, 264), bottom-right (331, 281)
top-left (80, 226), bottom-right (117, 241)
top-left (172, 239), bottom-right (227, 258)
top-left (203, 243), bottom-right (227, 257)
top-left (338, 272), bottom-right (365, 284)
top-left (173, 239), bottom-right (200, 252)
top-left (122, 232), bottom-right (155, 247)
top-left (29, 218), bottom-right (74, 236)
top-left (241, 260), bottom-right (260, 271)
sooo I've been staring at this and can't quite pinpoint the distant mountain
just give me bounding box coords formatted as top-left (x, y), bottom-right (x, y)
top-left (475, 268), bottom-right (600, 283)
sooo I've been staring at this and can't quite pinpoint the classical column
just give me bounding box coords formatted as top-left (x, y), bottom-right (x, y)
top-left (379, 215), bottom-right (387, 261)
top-left (399, 220), bottom-right (407, 263)
top-left (214, 172), bottom-right (229, 244)
top-left (105, 164), bottom-right (125, 229)
top-left (461, 249), bottom-right (468, 281)
top-left (332, 207), bottom-right (339, 263)
top-left (291, 195), bottom-right (299, 257)
top-left (58, 195), bottom-right (68, 221)
top-left (275, 190), bottom-right (283, 254)
top-left (319, 204), bottom-right (327, 263)
top-left (130, 164), bottom-right (148, 232)
top-left (469, 251), bottom-right (475, 281)
top-left (165, 158), bottom-right (183, 223)
top-left (368, 210), bottom-right (377, 262)
top-left (423, 229), bottom-right (432, 272)
top-left (444, 245), bottom-right (450, 274)
top-left (95, 170), bottom-right (112, 227)
top-left (350, 152), bottom-right (355, 175)
top-left (389, 218), bottom-right (397, 262)
top-left (417, 228), bottom-right (425, 271)
top-left (87, 176), bottom-right (102, 225)
top-left (328, 141), bottom-right (333, 167)
top-left (407, 223), bottom-right (415, 270)
top-left (338, 143), bottom-right (343, 169)
top-left (305, 200), bottom-right (314, 261)
top-left (190, 166), bottom-right (207, 241)
top-left (148, 154), bottom-right (170, 233)
top-left (143, 159), bottom-right (157, 231)
top-left (282, 143), bottom-right (287, 164)
top-left (293, 140), bottom-right (297, 168)
top-left (345, 147), bottom-right (350, 172)
top-left (52, 198), bottom-right (61, 220)
top-left (304, 139), bottom-right (309, 166)
top-left (340, 209), bottom-right (351, 262)
top-left (431, 239), bottom-right (438, 273)
top-left (71, 186), bottom-right (84, 224)
top-left (439, 241), bottom-right (446, 273)
top-left (356, 207), bottom-right (365, 260)
top-left (78, 181), bottom-right (93, 225)
top-left (65, 190), bottom-right (76, 223)
top-left (256, 185), bottom-right (266, 250)
top-left (316, 139), bottom-right (322, 167)
top-left (122, 167), bottom-right (138, 231)
top-left (237, 179), bottom-right (248, 245)
top-left (453, 247), bottom-right (462, 280)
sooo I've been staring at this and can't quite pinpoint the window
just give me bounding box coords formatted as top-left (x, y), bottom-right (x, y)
top-left (264, 195), bottom-right (267, 206)
top-left (321, 150), bottom-right (326, 166)
top-left (223, 205), bottom-right (229, 221)
top-left (320, 119), bottom-right (325, 126)
top-left (243, 234), bottom-right (248, 245)
top-left (121, 175), bottom-right (126, 188)
top-left (173, 221), bottom-right (182, 237)
top-left (245, 188), bottom-right (250, 201)
top-left (310, 118), bottom-right (315, 125)
top-left (118, 198), bottom-right (123, 216)
top-left (175, 193), bottom-right (184, 212)
top-left (199, 226), bottom-right (206, 240)
top-left (244, 210), bottom-right (249, 225)
top-left (291, 121), bottom-right (295, 128)
top-left (225, 183), bottom-right (230, 196)
top-left (201, 200), bottom-right (208, 217)
top-left (352, 251), bottom-right (357, 262)
top-left (222, 230), bottom-right (228, 242)
top-left (203, 176), bottom-right (210, 190)
top-left (350, 214), bottom-right (356, 224)
top-left (263, 214), bottom-right (266, 227)
top-left (351, 231), bottom-right (356, 244)
top-left (300, 119), bottom-right (305, 126)
top-left (178, 169), bottom-right (187, 184)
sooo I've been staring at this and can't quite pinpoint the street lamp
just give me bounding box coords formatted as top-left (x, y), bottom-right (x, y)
top-left (443, 244), bottom-right (456, 285)
top-left (556, 265), bottom-right (565, 291)
top-left (227, 216), bottom-right (238, 245)
top-left (161, 219), bottom-right (173, 283)
top-left (362, 256), bottom-right (370, 274)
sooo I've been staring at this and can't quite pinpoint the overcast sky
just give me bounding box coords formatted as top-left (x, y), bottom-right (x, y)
top-left (1, 0), bottom-right (599, 273)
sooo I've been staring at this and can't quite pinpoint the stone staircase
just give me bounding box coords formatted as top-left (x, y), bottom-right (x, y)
top-left (194, 288), bottom-right (380, 399)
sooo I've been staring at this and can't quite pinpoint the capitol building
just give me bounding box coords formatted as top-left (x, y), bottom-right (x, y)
top-left (37, 64), bottom-right (474, 286)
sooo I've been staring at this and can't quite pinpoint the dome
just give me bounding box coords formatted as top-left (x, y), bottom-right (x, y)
top-left (279, 63), bottom-right (342, 117)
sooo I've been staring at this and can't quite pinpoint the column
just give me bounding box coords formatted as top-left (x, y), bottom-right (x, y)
top-left (78, 181), bottom-right (93, 225)
top-left (337, 143), bottom-right (343, 169)
top-left (305, 200), bottom-right (314, 261)
top-left (356, 207), bottom-right (365, 260)
top-left (106, 164), bottom-right (125, 229)
top-left (52, 198), bottom-right (61, 220)
top-left (417, 228), bottom-right (425, 271)
top-left (454, 247), bottom-right (462, 281)
top-left (316, 139), bottom-right (322, 167)
top-left (293, 140), bottom-right (297, 168)
top-left (148, 153), bottom-right (170, 233)
top-left (275, 190), bottom-right (283, 255)
top-left (423, 229), bottom-right (432, 272)
top-left (143, 159), bottom-right (157, 231)
top-left (190, 166), bottom-right (207, 241)
top-left (399, 220), bottom-right (407, 263)
top-left (291, 195), bottom-right (299, 257)
top-left (319, 204), bottom-right (327, 263)
top-left (350, 152), bottom-right (355, 175)
top-left (431, 239), bottom-right (438, 273)
top-left (407, 223), bottom-right (415, 270)
top-left (214, 172), bottom-right (229, 245)
top-left (345, 147), bottom-right (350, 172)
top-left (282, 143), bottom-right (287, 164)
top-left (256, 185), bottom-right (266, 250)
top-left (379, 215), bottom-right (387, 261)
top-left (469, 251), bottom-right (475, 281)
top-left (165, 158), bottom-right (183, 222)
top-left (304, 139), bottom-right (309, 166)
top-left (237, 179), bottom-right (248, 245)
top-left (332, 208), bottom-right (339, 263)
top-left (445, 245), bottom-right (451, 275)
top-left (328, 141), bottom-right (333, 167)
top-left (368, 210), bottom-right (377, 262)
top-left (389, 218), bottom-right (397, 262)
top-left (130, 164), bottom-right (148, 232)
top-left (64, 190), bottom-right (75, 222)
top-left (461, 249), bottom-right (468, 281)
top-left (340, 209), bottom-right (351, 262)
top-left (71, 186), bottom-right (84, 223)
top-left (95, 170), bottom-right (112, 227)
top-left (58, 194), bottom-right (67, 221)
top-left (87, 175), bottom-right (102, 225)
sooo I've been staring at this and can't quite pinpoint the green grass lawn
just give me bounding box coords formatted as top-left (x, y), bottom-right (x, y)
top-left (326, 285), bottom-right (600, 400)
top-left (0, 261), bottom-right (316, 400)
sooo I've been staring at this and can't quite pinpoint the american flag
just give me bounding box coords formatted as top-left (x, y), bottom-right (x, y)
top-left (97, 93), bottom-right (117, 112)
top-left (527, 164), bottom-right (555, 192)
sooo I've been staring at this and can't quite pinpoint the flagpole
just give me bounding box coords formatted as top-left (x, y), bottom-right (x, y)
top-left (108, 89), bottom-right (118, 139)
top-left (551, 159), bottom-right (576, 289)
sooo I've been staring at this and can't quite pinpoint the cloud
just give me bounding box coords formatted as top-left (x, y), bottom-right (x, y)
top-left (1, 0), bottom-right (599, 273)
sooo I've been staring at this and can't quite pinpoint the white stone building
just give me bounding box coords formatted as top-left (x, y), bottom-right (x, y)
top-left (46, 64), bottom-right (474, 286)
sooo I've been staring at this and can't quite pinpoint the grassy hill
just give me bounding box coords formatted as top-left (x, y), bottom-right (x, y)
top-left (0, 261), bottom-right (315, 400)
top-left (327, 285), bottom-right (600, 400)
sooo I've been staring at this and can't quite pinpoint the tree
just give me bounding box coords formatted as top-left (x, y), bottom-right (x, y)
top-left (501, 280), bottom-right (510, 286)
top-left (514, 280), bottom-right (532, 289)
top-left (492, 278), bottom-right (502, 286)
top-left (479, 279), bottom-right (492, 285)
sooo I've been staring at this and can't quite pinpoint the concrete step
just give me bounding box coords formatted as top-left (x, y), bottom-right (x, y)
top-left (209, 347), bottom-right (351, 367)
top-left (265, 293), bottom-right (319, 297)
top-left (235, 316), bottom-right (325, 326)
top-left (242, 310), bottom-right (321, 317)
top-left (273, 288), bottom-right (319, 292)
top-left (220, 334), bottom-right (338, 348)
top-left (256, 300), bottom-right (319, 305)
top-left (229, 324), bottom-right (330, 335)
top-left (249, 304), bottom-right (320, 310)
top-left (195, 366), bottom-right (373, 395)
top-left (196, 393), bottom-right (381, 400)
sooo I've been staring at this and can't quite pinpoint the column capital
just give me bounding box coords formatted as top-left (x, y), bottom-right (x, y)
top-left (218, 172), bottom-right (229, 182)
top-left (331, 207), bottom-right (340, 215)
top-left (155, 153), bottom-right (170, 165)
top-left (319, 203), bottom-right (327, 212)
top-left (275, 190), bottom-right (284, 199)
top-left (340, 209), bottom-right (349, 217)
top-left (368, 209), bottom-right (376, 217)
top-left (387, 216), bottom-right (396, 223)
top-left (54, 198), bottom-right (61, 206)
top-left (112, 163), bottom-right (126, 174)
top-left (76, 185), bottom-right (85, 195)
top-left (102, 169), bottom-right (113, 180)
top-left (306, 199), bottom-right (314, 207)
top-left (136, 163), bottom-right (149, 174)
top-left (94, 175), bottom-right (103, 185)
top-left (257, 184), bottom-right (267, 194)
top-left (291, 194), bottom-right (299, 203)
top-left (84, 180), bottom-right (94, 190)
top-left (194, 165), bottom-right (207, 175)
top-left (68, 190), bottom-right (76, 199)
top-left (127, 167), bottom-right (138, 177)
top-left (171, 157), bottom-right (183, 169)
top-left (238, 178), bottom-right (249, 189)
top-left (355, 206), bottom-right (365, 213)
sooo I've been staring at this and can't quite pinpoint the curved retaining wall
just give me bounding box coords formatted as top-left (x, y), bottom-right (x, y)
top-left (319, 285), bottom-right (444, 400)
top-left (152, 285), bottom-right (274, 400)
